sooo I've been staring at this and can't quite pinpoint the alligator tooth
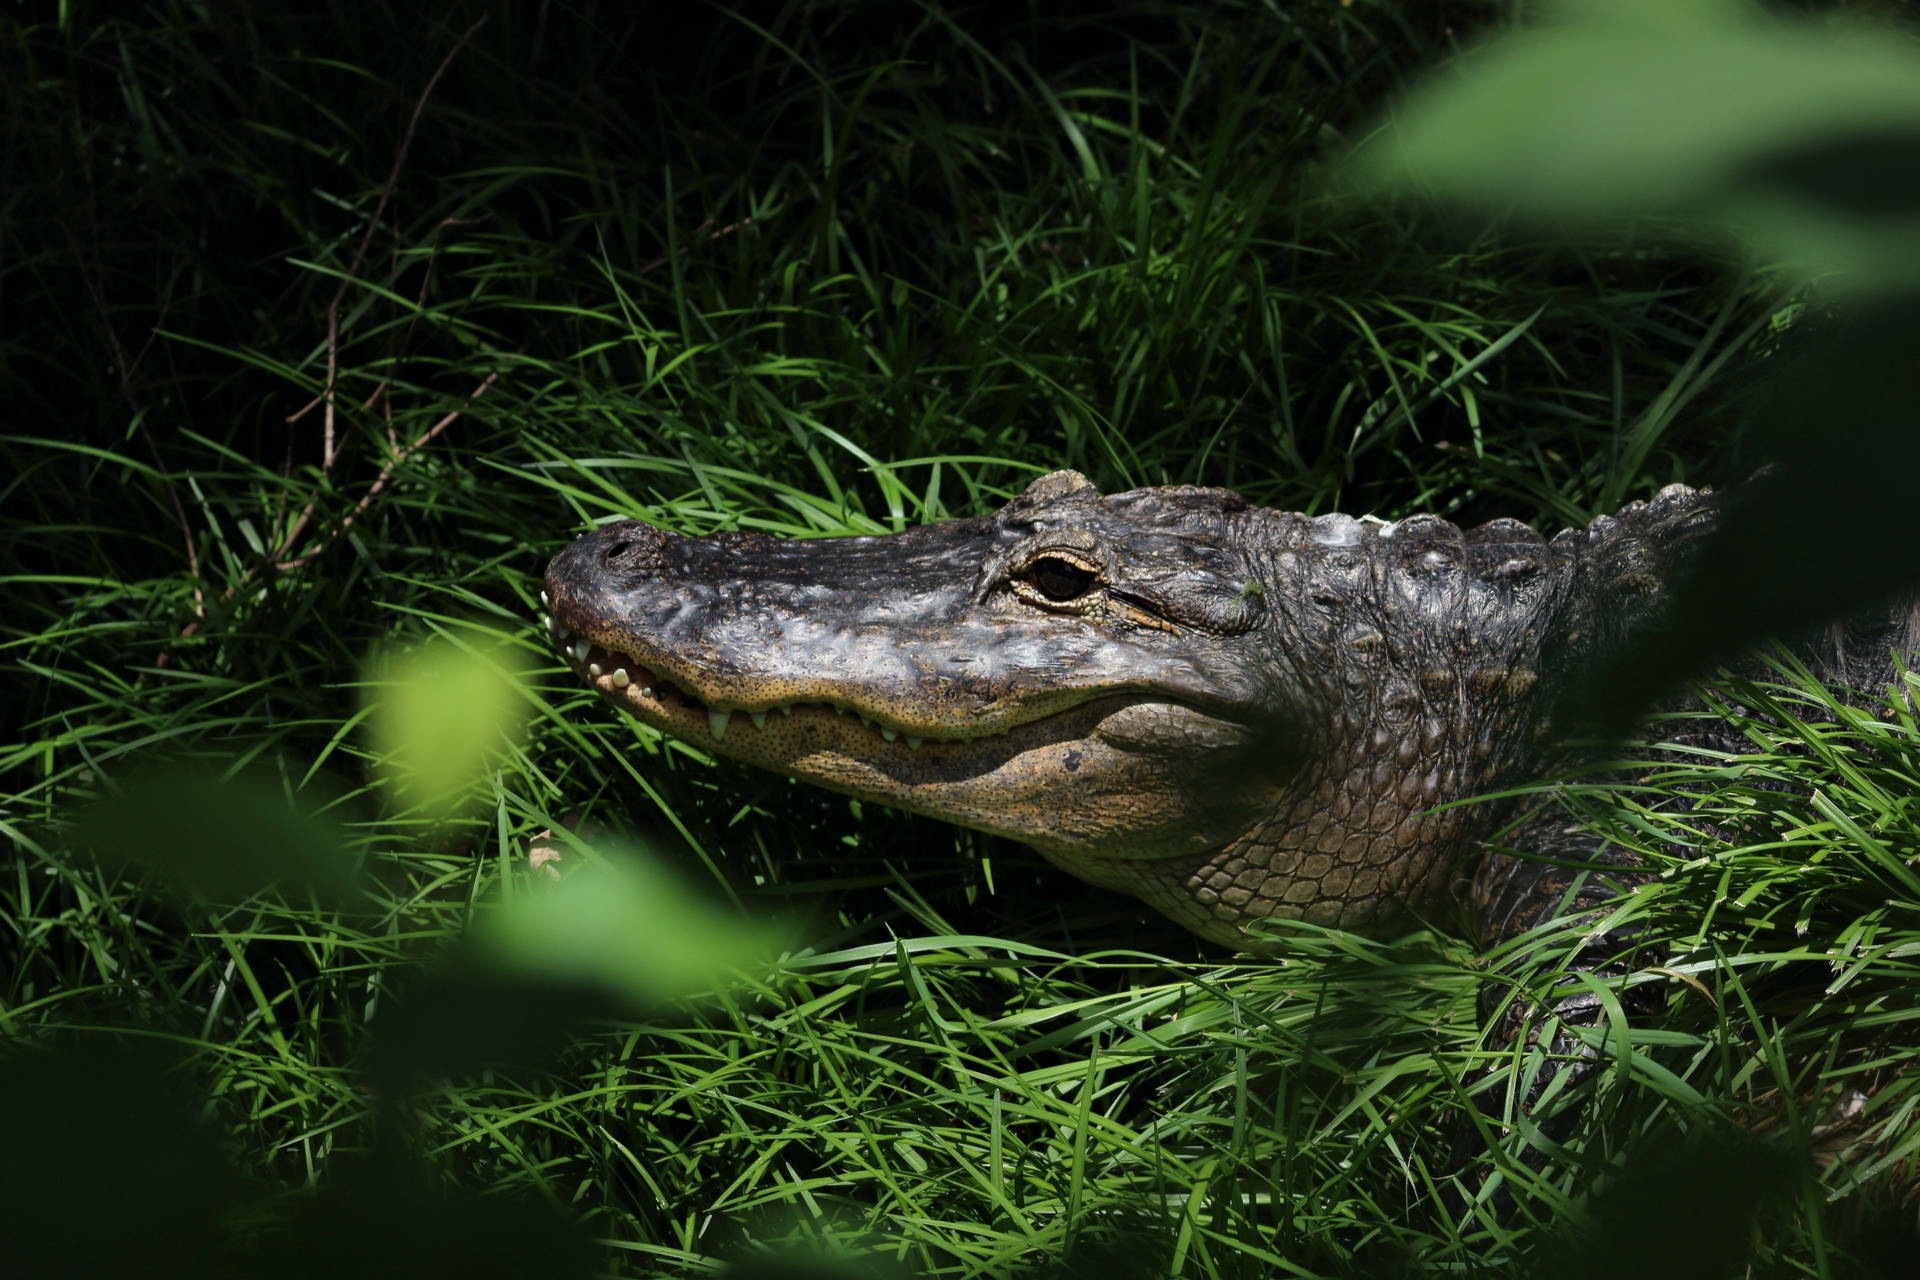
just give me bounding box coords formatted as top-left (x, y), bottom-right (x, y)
top-left (778, 705), bottom-right (791, 716)
top-left (639, 686), bottom-right (653, 698)
top-left (588, 662), bottom-right (603, 678)
top-left (906, 736), bottom-right (922, 749)
top-left (611, 668), bottom-right (631, 688)
top-left (709, 709), bottom-right (730, 739)
top-left (539, 589), bottom-right (549, 608)
top-left (881, 727), bottom-right (897, 742)
top-left (832, 704), bottom-right (847, 716)
top-left (571, 639), bottom-right (590, 663)
top-left (750, 711), bottom-right (767, 730)
top-left (542, 613), bottom-right (554, 634)
top-left (857, 713), bottom-right (872, 727)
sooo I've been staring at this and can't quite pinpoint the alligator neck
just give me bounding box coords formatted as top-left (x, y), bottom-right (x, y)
top-left (1087, 484), bottom-right (1724, 946)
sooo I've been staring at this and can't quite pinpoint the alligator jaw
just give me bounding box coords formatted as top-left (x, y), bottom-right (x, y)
top-left (538, 585), bottom-right (1261, 850)
top-left (539, 591), bottom-right (1131, 754)
top-left (545, 599), bottom-right (972, 753)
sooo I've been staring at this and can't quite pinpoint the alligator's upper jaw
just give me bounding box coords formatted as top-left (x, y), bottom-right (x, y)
top-left (540, 516), bottom-right (1130, 737)
top-left (540, 515), bottom-right (1283, 861)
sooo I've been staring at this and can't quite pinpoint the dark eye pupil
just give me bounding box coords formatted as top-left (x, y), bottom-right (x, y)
top-left (1028, 557), bottom-right (1095, 602)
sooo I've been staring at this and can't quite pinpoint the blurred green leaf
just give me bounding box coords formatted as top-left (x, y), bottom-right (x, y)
top-left (1565, 296), bottom-right (1920, 732)
top-left (73, 761), bottom-right (360, 903)
top-left (260, 1153), bottom-right (594, 1280)
top-left (366, 839), bottom-right (786, 1090)
top-left (361, 966), bottom-right (617, 1090)
top-left (0, 1041), bottom-right (594, 1279)
top-left (1356, 0), bottom-right (1920, 722)
top-left (366, 635), bottom-right (531, 821)
top-left (1549, 1128), bottom-right (1803, 1279)
top-left (1354, 0), bottom-right (1920, 288)
top-left (0, 1041), bottom-right (244, 1278)
top-left (471, 839), bottom-right (785, 1005)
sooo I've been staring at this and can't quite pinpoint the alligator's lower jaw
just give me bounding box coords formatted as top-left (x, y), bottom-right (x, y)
top-left (567, 641), bottom-right (953, 751)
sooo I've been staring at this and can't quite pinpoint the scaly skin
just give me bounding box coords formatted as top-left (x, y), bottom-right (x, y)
top-left (542, 469), bottom-right (1730, 949)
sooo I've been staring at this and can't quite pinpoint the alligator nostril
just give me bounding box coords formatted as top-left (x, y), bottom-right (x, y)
top-left (602, 537), bottom-right (635, 564)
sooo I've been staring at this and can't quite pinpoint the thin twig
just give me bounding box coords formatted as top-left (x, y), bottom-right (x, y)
top-left (272, 18), bottom-right (489, 567)
top-left (314, 14), bottom-right (489, 469)
top-left (154, 19), bottom-right (489, 670)
top-left (273, 372), bottom-right (499, 572)
top-left (637, 208), bottom-right (776, 276)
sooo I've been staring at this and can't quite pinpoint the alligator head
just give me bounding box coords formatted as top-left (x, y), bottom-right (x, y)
top-left (543, 469), bottom-right (1717, 948)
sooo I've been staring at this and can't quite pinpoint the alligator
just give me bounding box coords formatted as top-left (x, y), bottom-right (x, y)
top-left (540, 469), bottom-right (1917, 953)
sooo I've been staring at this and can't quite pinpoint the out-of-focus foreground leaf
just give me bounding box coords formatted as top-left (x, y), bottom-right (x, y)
top-left (366, 634), bottom-right (531, 822)
top-left (0, 1041), bottom-right (245, 1277)
top-left (1353, 0), bottom-right (1920, 286)
top-left (72, 761), bottom-right (361, 903)
top-left (366, 838), bottom-right (788, 1090)
top-left (1546, 1129), bottom-right (1804, 1280)
top-left (1567, 298), bottom-right (1920, 732)
top-left (471, 838), bottom-right (787, 1003)
top-left (0, 1041), bottom-right (593, 1279)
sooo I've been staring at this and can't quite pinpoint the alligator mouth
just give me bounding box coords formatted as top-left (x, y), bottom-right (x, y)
top-left (542, 593), bottom-right (963, 749)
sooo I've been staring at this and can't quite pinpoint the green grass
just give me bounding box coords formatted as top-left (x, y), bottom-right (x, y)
top-left (4, 2), bottom-right (1917, 1276)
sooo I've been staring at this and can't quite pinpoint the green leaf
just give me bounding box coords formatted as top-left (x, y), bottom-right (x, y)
top-left (365, 635), bottom-right (531, 821)
top-left (1353, 0), bottom-right (1920, 287)
top-left (72, 762), bottom-right (359, 903)
top-left (471, 838), bottom-right (786, 1006)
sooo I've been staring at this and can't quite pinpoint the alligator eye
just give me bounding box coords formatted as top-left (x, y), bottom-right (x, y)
top-left (1023, 555), bottom-right (1098, 602)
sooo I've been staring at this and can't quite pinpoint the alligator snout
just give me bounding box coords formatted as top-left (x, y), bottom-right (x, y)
top-left (591, 521), bottom-right (666, 570)
top-left (546, 519), bottom-right (675, 595)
